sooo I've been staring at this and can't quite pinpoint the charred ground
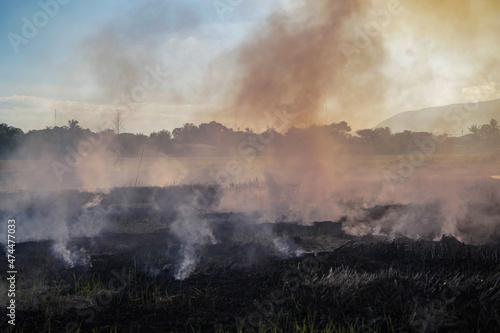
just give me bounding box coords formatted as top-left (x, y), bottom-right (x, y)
top-left (0, 187), bottom-right (499, 332)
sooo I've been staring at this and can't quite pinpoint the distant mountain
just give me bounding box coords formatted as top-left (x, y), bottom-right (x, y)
top-left (375, 99), bottom-right (500, 134)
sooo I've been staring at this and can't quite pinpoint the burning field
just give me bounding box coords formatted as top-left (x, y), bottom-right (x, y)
top-left (1, 0), bottom-right (500, 332)
top-left (1, 172), bottom-right (500, 332)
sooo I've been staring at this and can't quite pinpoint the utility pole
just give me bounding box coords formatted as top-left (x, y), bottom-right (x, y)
top-left (235, 108), bottom-right (238, 131)
top-left (135, 147), bottom-right (145, 187)
top-left (54, 109), bottom-right (57, 127)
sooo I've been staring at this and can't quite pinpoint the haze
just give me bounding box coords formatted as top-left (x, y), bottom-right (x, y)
top-left (1, 0), bottom-right (498, 134)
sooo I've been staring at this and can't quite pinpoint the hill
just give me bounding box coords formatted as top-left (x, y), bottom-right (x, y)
top-left (375, 99), bottom-right (500, 134)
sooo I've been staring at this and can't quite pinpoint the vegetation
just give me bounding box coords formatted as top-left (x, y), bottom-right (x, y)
top-left (1, 118), bottom-right (499, 160)
top-left (1, 215), bottom-right (499, 332)
top-left (468, 119), bottom-right (500, 139)
top-left (0, 184), bottom-right (499, 332)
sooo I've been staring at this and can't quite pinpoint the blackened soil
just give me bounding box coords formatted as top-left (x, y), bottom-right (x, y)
top-left (1, 221), bottom-right (500, 332)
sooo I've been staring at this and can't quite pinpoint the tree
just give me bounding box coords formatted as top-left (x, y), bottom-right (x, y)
top-left (0, 123), bottom-right (23, 136)
top-left (172, 123), bottom-right (198, 143)
top-left (490, 119), bottom-right (499, 129)
top-left (0, 124), bottom-right (23, 157)
top-left (68, 119), bottom-right (81, 131)
top-left (468, 124), bottom-right (480, 136)
top-left (113, 111), bottom-right (124, 134)
top-left (330, 121), bottom-right (351, 133)
top-left (356, 129), bottom-right (374, 142)
top-left (356, 127), bottom-right (393, 154)
top-left (150, 130), bottom-right (172, 141)
top-left (473, 119), bottom-right (500, 139)
top-left (489, 119), bottom-right (499, 137)
top-left (356, 127), bottom-right (391, 145)
top-left (198, 121), bottom-right (231, 144)
top-left (329, 121), bottom-right (352, 141)
top-left (115, 133), bottom-right (146, 157)
top-left (479, 124), bottom-right (492, 139)
top-left (150, 130), bottom-right (173, 153)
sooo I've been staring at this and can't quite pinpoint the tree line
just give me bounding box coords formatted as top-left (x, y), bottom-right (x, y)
top-left (0, 118), bottom-right (499, 159)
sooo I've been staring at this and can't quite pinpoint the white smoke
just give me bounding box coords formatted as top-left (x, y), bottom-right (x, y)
top-left (51, 240), bottom-right (90, 268)
top-left (169, 211), bottom-right (217, 280)
top-left (273, 235), bottom-right (303, 257)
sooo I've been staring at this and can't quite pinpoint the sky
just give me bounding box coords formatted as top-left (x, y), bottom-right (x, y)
top-left (0, 0), bottom-right (499, 134)
top-left (0, 0), bottom-right (275, 133)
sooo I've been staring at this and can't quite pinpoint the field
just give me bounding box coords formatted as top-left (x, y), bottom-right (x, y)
top-left (2, 0), bottom-right (499, 330)
top-left (1, 207), bottom-right (500, 333)
top-left (2, 220), bottom-right (500, 332)
top-left (0, 155), bottom-right (500, 332)
top-left (1, 153), bottom-right (499, 192)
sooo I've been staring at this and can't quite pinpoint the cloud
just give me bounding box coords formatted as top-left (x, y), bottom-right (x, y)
top-left (0, 95), bottom-right (218, 133)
